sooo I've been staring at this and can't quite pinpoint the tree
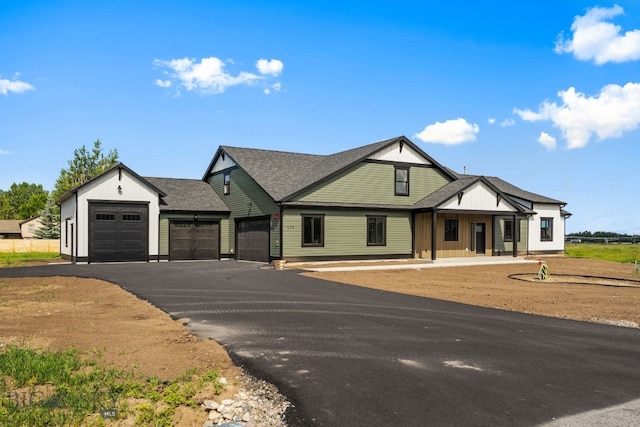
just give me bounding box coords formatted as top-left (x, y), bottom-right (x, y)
top-left (0, 182), bottom-right (48, 220)
top-left (53, 139), bottom-right (119, 201)
top-left (34, 194), bottom-right (60, 239)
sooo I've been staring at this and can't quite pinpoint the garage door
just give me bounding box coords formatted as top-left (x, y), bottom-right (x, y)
top-left (169, 221), bottom-right (219, 261)
top-left (89, 202), bottom-right (149, 262)
top-left (236, 217), bottom-right (270, 262)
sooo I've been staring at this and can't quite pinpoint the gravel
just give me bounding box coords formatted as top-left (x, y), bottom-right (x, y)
top-left (201, 372), bottom-right (290, 427)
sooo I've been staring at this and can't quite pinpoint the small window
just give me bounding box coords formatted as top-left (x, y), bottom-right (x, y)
top-left (541, 218), bottom-right (553, 241)
top-left (395, 167), bottom-right (409, 196)
top-left (28, 224), bottom-right (35, 233)
top-left (367, 216), bottom-right (386, 246)
top-left (302, 215), bottom-right (324, 247)
top-left (223, 172), bottom-right (231, 195)
top-left (444, 218), bottom-right (458, 241)
top-left (122, 214), bottom-right (141, 221)
top-left (505, 219), bottom-right (522, 242)
top-left (96, 213), bottom-right (115, 221)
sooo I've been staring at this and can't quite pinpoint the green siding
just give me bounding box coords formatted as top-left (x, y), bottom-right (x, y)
top-left (207, 168), bottom-right (280, 258)
top-left (295, 162), bottom-right (450, 205)
top-left (282, 208), bottom-right (412, 258)
top-left (493, 216), bottom-right (528, 255)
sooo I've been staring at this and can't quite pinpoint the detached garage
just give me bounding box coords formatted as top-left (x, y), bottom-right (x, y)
top-left (58, 164), bottom-right (230, 263)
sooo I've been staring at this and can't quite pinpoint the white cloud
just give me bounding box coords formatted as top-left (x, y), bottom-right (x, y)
top-left (154, 79), bottom-right (172, 88)
top-left (264, 82), bottom-right (282, 95)
top-left (256, 59), bottom-right (283, 76)
top-left (538, 132), bottom-right (557, 150)
top-left (555, 5), bottom-right (640, 64)
top-left (154, 56), bottom-right (263, 95)
top-left (414, 118), bottom-right (480, 145)
top-left (0, 149), bottom-right (10, 155)
top-left (488, 118), bottom-right (496, 124)
top-left (514, 82), bottom-right (640, 148)
top-left (500, 118), bottom-right (515, 127)
top-left (0, 76), bottom-right (35, 95)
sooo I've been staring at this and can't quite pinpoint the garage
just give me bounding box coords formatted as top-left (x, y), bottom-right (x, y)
top-left (236, 217), bottom-right (270, 262)
top-left (89, 202), bottom-right (149, 262)
top-left (169, 220), bottom-right (219, 260)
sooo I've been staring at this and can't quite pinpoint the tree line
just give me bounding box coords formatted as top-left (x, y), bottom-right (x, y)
top-left (1, 140), bottom-right (119, 239)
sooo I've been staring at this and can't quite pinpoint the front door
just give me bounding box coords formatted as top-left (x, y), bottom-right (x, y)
top-left (475, 223), bottom-right (486, 255)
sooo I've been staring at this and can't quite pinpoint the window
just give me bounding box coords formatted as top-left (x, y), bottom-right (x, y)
top-left (28, 224), bottom-right (35, 233)
top-left (367, 216), bottom-right (386, 246)
top-left (302, 215), bottom-right (324, 247)
top-left (540, 218), bottom-right (553, 241)
top-left (504, 219), bottom-right (522, 242)
top-left (96, 213), bottom-right (115, 221)
top-left (122, 214), bottom-right (141, 221)
top-left (395, 167), bottom-right (409, 196)
top-left (223, 172), bottom-right (231, 195)
top-left (444, 218), bottom-right (458, 241)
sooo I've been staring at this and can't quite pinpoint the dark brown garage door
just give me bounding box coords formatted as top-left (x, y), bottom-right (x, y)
top-left (236, 217), bottom-right (270, 262)
top-left (169, 221), bottom-right (219, 261)
top-left (89, 202), bottom-right (148, 263)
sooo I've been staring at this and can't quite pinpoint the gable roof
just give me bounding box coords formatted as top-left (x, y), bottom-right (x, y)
top-left (207, 136), bottom-right (458, 202)
top-left (56, 163), bottom-right (166, 204)
top-left (484, 176), bottom-right (565, 205)
top-left (144, 177), bottom-right (229, 212)
top-left (412, 176), bottom-right (529, 213)
top-left (0, 220), bottom-right (22, 234)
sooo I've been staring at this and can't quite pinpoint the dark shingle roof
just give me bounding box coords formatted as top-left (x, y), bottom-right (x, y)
top-left (145, 177), bottom-right (229, 212)
top-left (484, 176), bottom-right (565, 205)
top-left (412, 176), bottom-right (479, 210)
top-left (217, 136), bottom-right (457, 201)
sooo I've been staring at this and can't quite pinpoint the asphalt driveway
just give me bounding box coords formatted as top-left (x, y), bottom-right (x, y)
top-left (2, 261), bottom-right (639, 426)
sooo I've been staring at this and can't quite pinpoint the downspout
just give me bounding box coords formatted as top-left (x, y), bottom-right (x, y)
top-left (431, 210), bottom-right (437, 261)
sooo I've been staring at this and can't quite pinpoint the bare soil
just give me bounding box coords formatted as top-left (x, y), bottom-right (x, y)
top-left (304, 256), bottom-right (640, 327)
top-left (1, 257), bottom-right (638, 424)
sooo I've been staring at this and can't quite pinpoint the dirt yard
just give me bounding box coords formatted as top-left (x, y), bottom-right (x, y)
top-left (0, 256), bottom-right (638, 424)
top-left (305, 256), bottom-right (640, 327)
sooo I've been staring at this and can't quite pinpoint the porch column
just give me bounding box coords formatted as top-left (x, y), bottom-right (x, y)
top-left (512, 214), bottom-right (518, 257)
top-left (431, 210), bottom-right (437, 261)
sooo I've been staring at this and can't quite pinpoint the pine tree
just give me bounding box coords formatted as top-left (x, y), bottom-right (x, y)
top-left (34, 195), bottom-right (60, 239)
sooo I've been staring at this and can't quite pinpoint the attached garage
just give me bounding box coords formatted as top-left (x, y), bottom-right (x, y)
top-left (169, 220), bottom-right (219, 260)
top-left (89, 202), bottom-right (149, 262)
top-left (236, 217), bottom-right (270, 262)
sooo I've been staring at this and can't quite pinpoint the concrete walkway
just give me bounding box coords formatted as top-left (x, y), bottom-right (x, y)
top-left (291, 256), bottom-right (540, 272)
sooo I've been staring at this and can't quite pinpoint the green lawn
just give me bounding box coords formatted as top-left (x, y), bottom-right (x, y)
top-left (565, 243), bottom-right (640, 264)
top-left (0, 252), bottom-right (61, 267)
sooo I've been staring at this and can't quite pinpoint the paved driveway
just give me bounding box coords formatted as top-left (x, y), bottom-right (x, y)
top-left (2, 261), bottom-right (640, 426)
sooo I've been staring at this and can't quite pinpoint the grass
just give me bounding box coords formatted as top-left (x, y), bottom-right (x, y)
top-left (0, 252), bottom-right (61, 267)
top-left (0, 345), bottom-right (224, 427)
top-left (565, 242), bottom-right (640, 264)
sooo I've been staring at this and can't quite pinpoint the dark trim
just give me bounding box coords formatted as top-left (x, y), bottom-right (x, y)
top-left (394, 166), bottom-right (410, 196)
top-left (366, 215), bottom-right (387, 246)
top-left (363, 159), bottom-right (442, 169)
top-left (540, 217), bottom-right (554, 242)
top-left (301, 213), bottom-right (325, 247)
top-left (74, 193), bottom-right (78, 264)
top-left (285, 253), bottom-right (412, 263)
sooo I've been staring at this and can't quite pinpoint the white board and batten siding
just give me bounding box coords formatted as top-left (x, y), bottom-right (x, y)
top-left (211, 154), bottom-right (237, 173)
top-left (60, 167), bottom-right (160, 260)
top-left (527, 203), bottom-right (566, 253)
top-left (439, 181), bottom-right (517, 212)
top-left (368, 141), bottom-right (431, 165)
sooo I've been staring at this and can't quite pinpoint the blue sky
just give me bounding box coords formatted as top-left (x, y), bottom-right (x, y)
top-left (2, 1), bottom-right (640, 234)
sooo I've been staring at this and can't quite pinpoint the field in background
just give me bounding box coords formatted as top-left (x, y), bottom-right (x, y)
top-left (565, 243), bottom-right (640, 264)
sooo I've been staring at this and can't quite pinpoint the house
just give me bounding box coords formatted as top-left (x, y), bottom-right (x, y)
top-left (0, 220), bottom-right (22, 239)
top-left (19, 216), bottom-right (43, 239)
top-left (58, 136), bottom-right (569, 263)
